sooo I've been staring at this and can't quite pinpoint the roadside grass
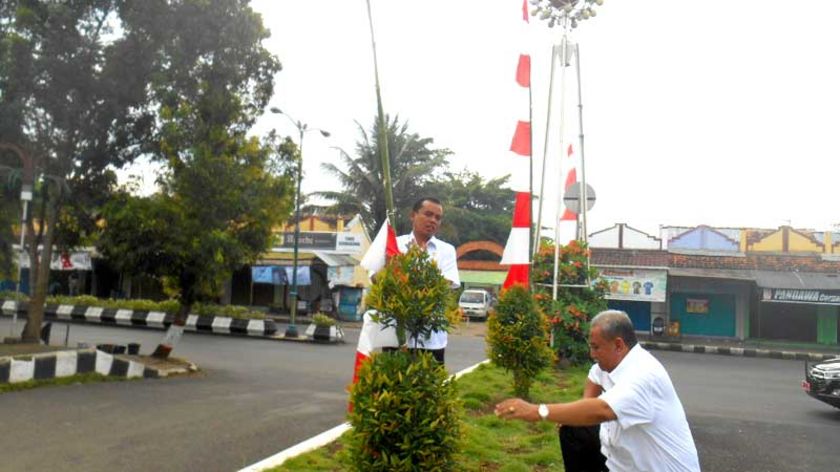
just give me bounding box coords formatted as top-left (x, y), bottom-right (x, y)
top-left (0, 372), bottom-right (132, 394)
top-left (269, 363), bottom-right (589, 471)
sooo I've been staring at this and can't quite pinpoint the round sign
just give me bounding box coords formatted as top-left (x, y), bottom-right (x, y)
top-left (563, 183), bottom-right (596, 214)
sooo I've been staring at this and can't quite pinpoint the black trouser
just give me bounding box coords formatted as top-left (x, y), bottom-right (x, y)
top-left (558, 425), bottom-right (608, 472)
top-left (382, 347), bottom-right (445, 364)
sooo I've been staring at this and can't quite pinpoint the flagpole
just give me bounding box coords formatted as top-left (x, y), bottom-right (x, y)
top-left (574, 42), bottom-right (592, 284)
top-left (365, 0), bottom-right (395, 225)
top-left (533, 44), bottom-right (558, 259)
top-left (552, 33), bottom-right (570, 301)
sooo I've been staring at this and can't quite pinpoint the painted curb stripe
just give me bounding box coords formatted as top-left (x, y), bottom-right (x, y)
top-left (146, 311), bottom-right (166, 328)
top-left (55, 351), bottom-right (77, 377)
top-left (109, 357), bottom-right (130, 377)
top-left (0, 359), bottom-right (9, 383)
top-left (56, 304), bottom-right (74, 320)
top-left (77, 351), bottom-right (96, 373)
top-left (33, 356), bottom-right (57, 380)
top-left (10, 358), bottom-right (34, 383)
top-left (115, 309), bottom-right (134, 326)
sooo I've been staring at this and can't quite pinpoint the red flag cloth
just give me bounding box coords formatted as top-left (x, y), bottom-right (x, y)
top-left (516, 54), bottom-right (531, 87)
top-left (503, 264), bottom-right (530, 289)
top-left (510, 120), bottom-right (531, 156)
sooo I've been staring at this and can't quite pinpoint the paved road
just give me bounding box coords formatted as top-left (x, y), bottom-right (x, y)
top-left (658, 350), bottom-right (840, 472)
top-left (3, 319), bottom-right (838, 471)
top-left (0, 319), bottom-right (487, 472)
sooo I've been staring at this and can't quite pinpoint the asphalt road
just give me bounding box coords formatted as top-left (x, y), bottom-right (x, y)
top-left (2, 319), bottom-right (838, 471)
top-left (658, 350), bottom-right (840, 472)
top-left (0, 319), bottom-right (487, 472)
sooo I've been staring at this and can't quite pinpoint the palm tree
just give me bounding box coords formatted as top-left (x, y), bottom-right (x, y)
top-left (314, 115), bottom-right (451, 235)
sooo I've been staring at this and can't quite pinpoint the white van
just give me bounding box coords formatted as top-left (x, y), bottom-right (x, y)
top-left (458, 289), bottom-right (493, 319)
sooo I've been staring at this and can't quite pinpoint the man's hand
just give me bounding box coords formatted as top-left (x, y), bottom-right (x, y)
top-left (494, 398), bottom-right (540, 422)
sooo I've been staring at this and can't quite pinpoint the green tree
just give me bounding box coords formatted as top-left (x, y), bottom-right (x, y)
top-left (1, 0), bottom-right (281, 343)
top-left (95, 0), bottom-right (285, 358)
top-left (433, 170), bottom-right (512, 248)
top-left (315, 115), bottom-right (451, 235)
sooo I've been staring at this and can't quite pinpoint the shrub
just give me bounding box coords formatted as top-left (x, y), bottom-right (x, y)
top-left (532, 240), bottom-right (608, 365)
top-left (311, 312), bottom-right (335, 327)
top-left (349, 243), bottom-right (462, 470)
top-left (486, 284), bottom-right (554, 399)
top-left (365, 244), bottom-right (455, 346)
top-left (348, 350), bottom-right (461, 471)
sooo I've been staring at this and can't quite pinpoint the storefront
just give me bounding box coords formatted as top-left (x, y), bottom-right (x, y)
top-left (754, 271), bottom-right (840, 344)
top-left (666, 269), bottom-right (752, 339)
top-left (597, 267), bottom-right (667, 333)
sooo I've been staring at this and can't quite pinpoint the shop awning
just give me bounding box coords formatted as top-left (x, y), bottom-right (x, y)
top-left (668, 267), bottom-right (754, 280)
top-left (459, 270), bottom-right (507, 286)
top-left (313, 251), bottom-right (359, 267)
top-left (753, 270), bottom-right (840, 290)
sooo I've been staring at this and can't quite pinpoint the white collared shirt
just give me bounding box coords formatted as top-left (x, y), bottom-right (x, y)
top-left (396, 233), bottom-right (460, 350)
top-left (588, 344), bottom-right (700, 472)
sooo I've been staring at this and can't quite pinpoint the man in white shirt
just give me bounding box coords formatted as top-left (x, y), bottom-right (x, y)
top-left (395, 197), bottom-right (460, 363)
top-left (495, 310), bottom-right (700, 472)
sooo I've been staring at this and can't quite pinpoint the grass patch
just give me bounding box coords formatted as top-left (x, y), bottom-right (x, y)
top-left (0, 372), bottom-right (131, 394)
top-left (268, 363), bottom-right (589, 471)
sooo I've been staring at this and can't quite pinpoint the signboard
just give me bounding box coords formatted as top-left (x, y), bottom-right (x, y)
top-left (762, 288), bottom-right (840, 306)
top-left (19, 251), bottom-right (92, 271)
top-left (251, 266), bottom-right (288, 285)
top-left (273, 232), bottom-right (337, 250)
top-left (272, 231), bottom-right (364, 254)
top-left (598, 268), bottom-right (667, 302)
top-left (686, 298), bottom-right (709, 314)
top-left (336, 233), bottom-right (364, 253)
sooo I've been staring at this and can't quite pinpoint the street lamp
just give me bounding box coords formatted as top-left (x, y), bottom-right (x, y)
top-left (269, 107), bottom-right (330, 338)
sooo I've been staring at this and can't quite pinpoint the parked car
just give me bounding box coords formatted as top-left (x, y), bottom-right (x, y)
top-left (802, 357), bottom-right (840, 409)
top-left (458, 289), bottom-right (492, 320)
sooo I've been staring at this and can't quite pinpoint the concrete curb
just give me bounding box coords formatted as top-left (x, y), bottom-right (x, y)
top-left (1, 299), bottom-right (276, 338)
top-left (0, 348), bottom-right (163, 384)
top-left (238, 359), bottom-right (492, 471)
top-left (640, 341), bottom-right (838, 362)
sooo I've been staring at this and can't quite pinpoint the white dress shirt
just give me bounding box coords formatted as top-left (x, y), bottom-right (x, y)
top-left (397, 233), bottom-right (460, 350)
top-left (588, 344), bottom-right (700, 472)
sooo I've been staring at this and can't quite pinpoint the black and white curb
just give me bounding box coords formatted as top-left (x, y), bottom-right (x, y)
top-left (0, 348), bottom-right (155, 384)
top-left (303, 324), bottom-right (345, 343)
top-left (1, 300), bottom-right (276, 337)
top-left (641, 341), bottom-right (837, 362)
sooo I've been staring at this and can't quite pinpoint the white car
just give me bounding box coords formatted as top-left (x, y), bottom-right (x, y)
top-left (458, 289), bottom-right (493, 319)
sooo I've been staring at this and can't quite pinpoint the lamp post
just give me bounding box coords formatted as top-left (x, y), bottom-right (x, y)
top-left (269, 107), bottom-right (330, 338)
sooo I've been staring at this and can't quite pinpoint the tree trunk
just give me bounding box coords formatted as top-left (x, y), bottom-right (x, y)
top-left (151, 302), bottom-right (191, 359)
top-left (21, 193), bottom-right (58, 343)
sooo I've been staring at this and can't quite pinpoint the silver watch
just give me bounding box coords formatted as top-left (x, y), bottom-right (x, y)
top-left (538, 403), bottom-right (549, 421)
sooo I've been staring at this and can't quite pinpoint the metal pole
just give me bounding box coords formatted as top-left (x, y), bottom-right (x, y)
top-left (286, 126), bottom-right (305, 338)
top-left (574, 43), bottom-right (591, 285)
top-left (552, 34), bottom-right (570, 301)
top-left (533, 44), bottom-right (558, 258)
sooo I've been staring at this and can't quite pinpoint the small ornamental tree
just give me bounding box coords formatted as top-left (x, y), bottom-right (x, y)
top-left (364, 244), bottom-right (454, 347)
top-left (348, 244), bottom-right (462, 471)
top-left (533, 240), bottom-right (608, 365)
top-left (486, 284), bottom-right (554, 399)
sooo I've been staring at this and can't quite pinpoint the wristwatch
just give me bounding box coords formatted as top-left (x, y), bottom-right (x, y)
top-left (538, 403), bottom-right (549, 421)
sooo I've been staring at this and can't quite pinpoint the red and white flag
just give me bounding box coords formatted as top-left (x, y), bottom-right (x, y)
top-left (350, 218), bottom-right (401, 409)
top-left (501, 0), bottom-right (532, 289)
top-left (359, 217), bottom-right (400, 275)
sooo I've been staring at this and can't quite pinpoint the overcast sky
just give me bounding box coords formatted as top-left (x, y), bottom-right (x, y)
top-left (123, 0), bottom-right (840, 237)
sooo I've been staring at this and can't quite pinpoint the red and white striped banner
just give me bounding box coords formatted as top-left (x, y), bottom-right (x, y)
top-left (501, 0), bottom-right (532, 289)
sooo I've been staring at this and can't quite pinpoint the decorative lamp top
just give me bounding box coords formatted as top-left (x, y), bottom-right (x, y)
top-left (529, 0), bottom-right (605, 29)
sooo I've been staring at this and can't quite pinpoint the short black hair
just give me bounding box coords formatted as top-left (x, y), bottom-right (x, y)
top-left (412, 197), bottom-right (442, 212)
top-left (591, 310), bottom-right (638, 348)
